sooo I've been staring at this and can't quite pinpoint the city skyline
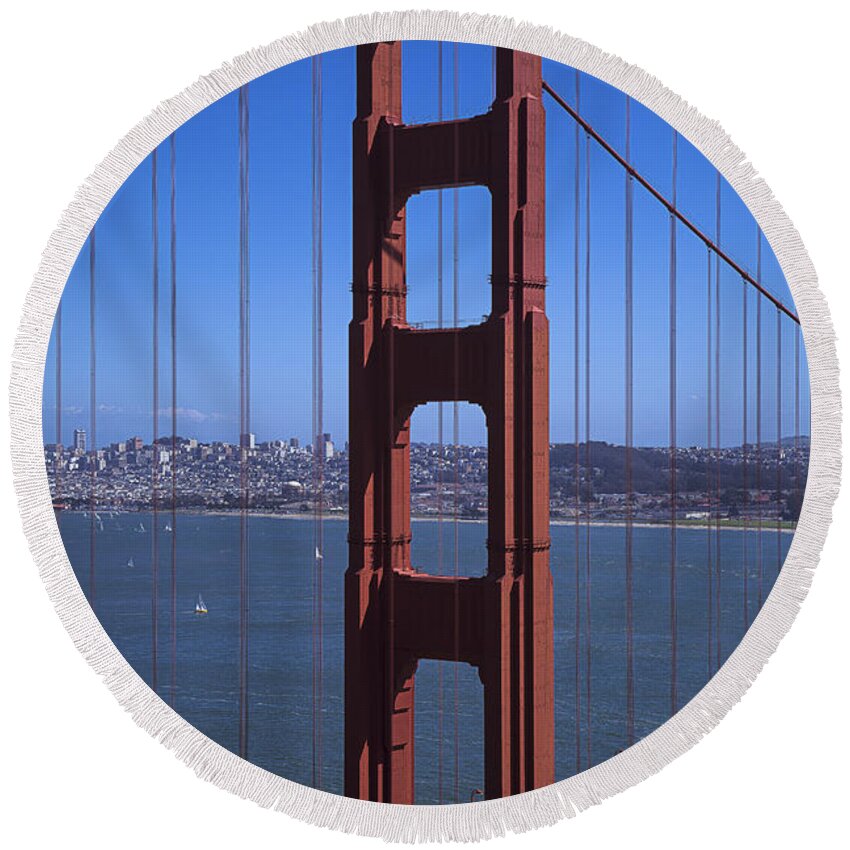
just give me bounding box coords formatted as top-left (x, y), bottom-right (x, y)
top-left (47, 426), bottom-right (809, 454)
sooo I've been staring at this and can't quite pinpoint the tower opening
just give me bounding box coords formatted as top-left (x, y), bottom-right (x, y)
top-left (409, 401), bottom-right (487, 577)
top-left (404, 186), bottom-right (492, 331)
top-left (414, 658), bottom-right (484, 804)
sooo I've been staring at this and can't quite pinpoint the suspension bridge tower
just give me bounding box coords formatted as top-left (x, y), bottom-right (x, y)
top-left (345, 42), bottom-right (554, 803)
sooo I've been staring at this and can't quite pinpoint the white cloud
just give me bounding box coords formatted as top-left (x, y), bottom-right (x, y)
top-left (158, 407), bottom-right (225, 423)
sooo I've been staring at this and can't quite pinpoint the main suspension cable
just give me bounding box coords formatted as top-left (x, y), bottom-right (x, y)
top-left (541, 81), bottom-right (799, 324)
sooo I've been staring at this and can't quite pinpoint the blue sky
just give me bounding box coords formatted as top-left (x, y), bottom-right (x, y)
top-left (43, 42), bottom-right (809, 449)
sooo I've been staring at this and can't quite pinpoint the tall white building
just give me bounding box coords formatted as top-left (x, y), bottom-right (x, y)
top-left (316, 432), bottom-right (334, 460)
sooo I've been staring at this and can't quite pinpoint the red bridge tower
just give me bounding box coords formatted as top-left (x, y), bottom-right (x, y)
top-left (345, 42), bottom-right (554, 803)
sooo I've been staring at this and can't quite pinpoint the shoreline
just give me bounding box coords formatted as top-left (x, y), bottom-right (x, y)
top-left (62, 508), bottom-right (796, 534)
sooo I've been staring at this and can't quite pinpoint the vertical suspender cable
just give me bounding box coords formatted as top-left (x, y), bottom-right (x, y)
top-left (311, 57), bottom-right (318, 785)
top-left (311, 54), bottom-right (325, 790)
top-left (669, 130), bottom-right (678, 715)
top-left (384, 59), bottom-right (398, 801)
top-left (436, 40), bottom-right (445, 805)
top-left (152, 146), bottom-right (160, 696)
top-left (714, 172), bottom-right (721, 672)
top-left (584, 129), bottom-right (593, 769)
top-left (169, 132), bottom-right (178, 708)
top-left (237, 83), bottom-right (251, 761)
top-left (742, 280), bottom-right (749, 630)
top-left (573, 69), bottom-right (582, 774)
top-left (89, 227), bottom-right (97, 610)
top-left (776, 309), bottom-right (782, 574)
top-left (756, 232), bottom-right (763, 609)
top-left (706, 245), bottom-right (713, 678)
top-left (623, 96), bottom-right (635, 747)
top-left (452, 40), bottom-right (461, 804)
top-left (55, 300), bottom-right (62, 503)
top-left (795, 325), bottom-right (801, 515)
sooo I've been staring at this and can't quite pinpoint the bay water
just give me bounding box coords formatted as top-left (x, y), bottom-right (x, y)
top-left (59, 512), bottom-right (789, 803)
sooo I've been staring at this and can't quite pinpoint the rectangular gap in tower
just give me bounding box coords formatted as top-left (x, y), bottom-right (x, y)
top-left (404, 186), bottom-right (492, 330)
top-left (401, 42), bottom-right (496, 126)
top-left (409, 402), bottom-right (487, 577)
top-left (413, 658), bottom-right (484, 804)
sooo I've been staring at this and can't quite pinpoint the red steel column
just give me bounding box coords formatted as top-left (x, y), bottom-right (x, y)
top-left (346, 43), bottom-right (554, 804)
top-left (483, 48), bottom-right (553, 798)
top-left (346, 41), bottom-right (415, 803)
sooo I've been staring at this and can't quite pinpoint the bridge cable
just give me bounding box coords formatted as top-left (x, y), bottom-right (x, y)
top-left (714, 172), bottom-right (722, 672)
top-left (55, 298), bottom-right (62, 505)
top-left (669, 130), bottom-right (678, 714)
top-left (152, 146), bottom-right (160, 695)
top-left (540, 81), bottom-right (799, 325)
top-left (169, 131), bottom-right (178, 708)
top-left (776, 308), bottom-right (782, 575)
top-left (583, 128), bottom-right (593, 768)
top-left (89, 226), bottom-right (97, 610)
top-left (452, 39), bottom-right (461, 805)
top-left (742, 278), bottom-right (749, 630)
top-left (237, 83), bottom-right (251, 761)
top-left (573, 69), bottom-right (582, 774)
top-left (383, 50), bottom-right (400, 800)
top-left (756, 231), bottom-right (764, 609)
top-left (311, 57), bottom-right (325, 788)
top-left (436, 40), bottom-right (445, 805)
top-left (794, 324), bottom-right (801, 518)
top-left (624, 95), bottom-right (635, 748)
top-left (706, 245), bottom-right (713, 678)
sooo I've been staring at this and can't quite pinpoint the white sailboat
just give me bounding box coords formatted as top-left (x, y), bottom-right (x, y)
top-left (135, 521), bottom-right (145, 533)
top-left (315, 547), bottom-right (323, 561)
top-left (164, 523), bottom-right (173, 532)
top-left (194, 593), bottom-right (208, 615)
top-left (126, 556), bottom-right (135, 569)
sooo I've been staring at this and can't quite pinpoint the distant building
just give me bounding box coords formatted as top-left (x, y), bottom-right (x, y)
top-left (316, 432), bottom-right (334, 460)
top-left (128, 436), bottom-right (144, 452)
top-left (289, 437), bottom-right (300, 449)
top-left (241, 433), bottom-right (256, 450)
top-left (73, 428), bottom-right (86, 454)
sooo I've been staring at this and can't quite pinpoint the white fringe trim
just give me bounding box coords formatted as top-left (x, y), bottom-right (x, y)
top-left (7, 10), bottom-right (841, 843)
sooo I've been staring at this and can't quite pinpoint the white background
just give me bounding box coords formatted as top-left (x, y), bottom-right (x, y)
top-left (1, 2), bottom-right (846, 847)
